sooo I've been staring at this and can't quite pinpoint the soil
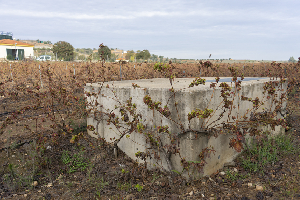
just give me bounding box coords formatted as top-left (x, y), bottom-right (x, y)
top-left (0, 92), bottom-right (300, 200)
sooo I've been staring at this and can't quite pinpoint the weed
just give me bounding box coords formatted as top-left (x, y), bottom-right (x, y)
top-left (8, 163), bottom-right (16, 178)
top-left (171, 170), bottom-right (182, 175)
top-left (10, 141), bottom-right (21, 149)
top-left (3, 163), bottom-right (34, 191)
top-left (151, 172), bottom-right (162, 183)
top-left (121, 168), bottom-right (129, 174)
top-left (67, 181), bottom-right (73, 187)
top-left (92, 177), bottom-right (109, 198)
top-left (117, 181), bottom-right (131, 191)
top-left (274, 133), bottom-right (295, 154)
top-left (135, 184), bottom-right (143, 192)
top-left (225, 169), bottom-right (239, 181)
top-left (241, 133), bottom-right (296, 173)
top-left (69, 120), bottom-right (87, 135)
top-left (61, 150), bottom-right (90, 173)
top-left (99, 177), bottom-right (109, 188)
top-left (240, 173), bottom-right (251, 179)
top-left (95, 190), bottom-right (101, 199)
top-left (242, 155), bottom-right (257, 171)
top-left (285, 190), bottom-right (292, 197)
top-left (86, 163), bottom-right (94, 181)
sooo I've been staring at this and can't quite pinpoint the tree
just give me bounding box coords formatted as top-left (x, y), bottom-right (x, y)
top-left (151, 54), bottom-right (158, 62)
top-left (136, 50), bottom-right (151, 60)
top-left (98, 44), bottom-right (111, 60)
top-left (92, 52), bottom-right (100, 60)
top-left (44, 40), bottom-right (52, 44)
top-left (85, 48), bottom-right (93, 55)
top-left (52, 41), bottom-right (74, 61)
top-left (125, 50), bottom-right (135, 60)
top-left (130, 56), bottom-right (135, 62)
top-left (288, 56), bottom-right (296, 63)
top-left (110, 53), bottom-right (117, 62)
top-left (78, 49), bottom-right (85, 54)
top-left (159, 56), bottom-right (164, 63)
top-left (78, 54), bottom-right (86, 61)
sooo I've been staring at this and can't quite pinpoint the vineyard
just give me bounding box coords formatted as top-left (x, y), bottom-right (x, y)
top-left (0, 60), bottom-right (300, 199)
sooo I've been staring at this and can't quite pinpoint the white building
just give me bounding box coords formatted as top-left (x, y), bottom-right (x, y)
top-left (0, 39), bottom-right (34, 60)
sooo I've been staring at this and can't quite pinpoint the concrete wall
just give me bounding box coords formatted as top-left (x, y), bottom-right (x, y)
top-left (85, 77), bottom-right (287, 179)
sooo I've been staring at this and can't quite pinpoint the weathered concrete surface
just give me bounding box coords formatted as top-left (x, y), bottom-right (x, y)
top-left (85, 77), bottom-right (287, 179)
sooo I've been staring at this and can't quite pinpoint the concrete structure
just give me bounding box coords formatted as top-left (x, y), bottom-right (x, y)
top-left (85, 77), bottom-right (287, 179)
top-left (0, 39), bottom-right (34, 60)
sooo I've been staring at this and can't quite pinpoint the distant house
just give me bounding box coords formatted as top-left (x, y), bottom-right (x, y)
top-left (0, 39), bottom-right (34, 60)
top-left (19, 40), bottom-right (53, 49)
top-left (111, 49), bottom-right (127, 60)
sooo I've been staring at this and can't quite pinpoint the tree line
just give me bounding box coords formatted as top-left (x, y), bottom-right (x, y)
top-left (51, 41), bottom-right (165, 62)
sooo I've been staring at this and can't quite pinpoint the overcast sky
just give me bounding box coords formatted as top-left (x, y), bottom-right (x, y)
top-left (1, 0), bottom-right (299, 60)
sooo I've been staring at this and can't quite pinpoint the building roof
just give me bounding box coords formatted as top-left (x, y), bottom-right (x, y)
top-left (0, 39), bottom-right (34, 47)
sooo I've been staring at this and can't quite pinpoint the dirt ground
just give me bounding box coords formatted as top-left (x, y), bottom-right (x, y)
top-left (0, 91), bottom-right (300, 200)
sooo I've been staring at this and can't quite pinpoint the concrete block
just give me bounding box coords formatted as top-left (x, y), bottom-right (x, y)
top-left (85, 77), bottom-right (287, 179)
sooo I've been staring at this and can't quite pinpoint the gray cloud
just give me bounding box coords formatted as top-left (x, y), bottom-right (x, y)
top-left (1, 0), bottom-right (300, 60)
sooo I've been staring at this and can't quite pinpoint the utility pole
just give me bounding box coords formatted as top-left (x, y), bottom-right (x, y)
top-left (15, 43), bottom-right (17, 60)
